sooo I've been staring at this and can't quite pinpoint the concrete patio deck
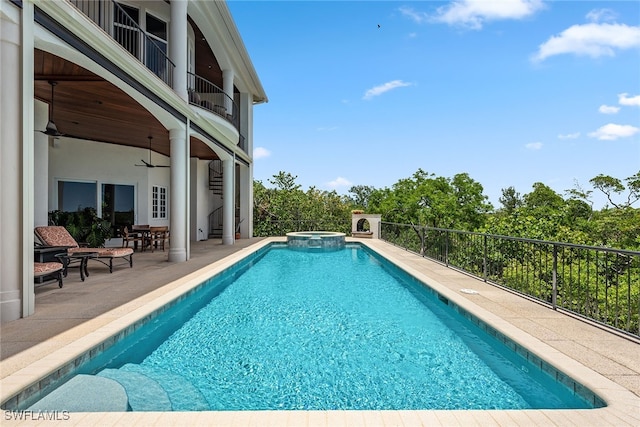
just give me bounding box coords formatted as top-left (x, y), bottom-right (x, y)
top-left (1, 238), bottom-right (638, 426)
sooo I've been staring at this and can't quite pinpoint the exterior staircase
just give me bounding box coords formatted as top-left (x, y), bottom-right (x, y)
top-left (208, 160), bottom-right (223, 238)
top-left (209, 159), bottom-right (223, 196)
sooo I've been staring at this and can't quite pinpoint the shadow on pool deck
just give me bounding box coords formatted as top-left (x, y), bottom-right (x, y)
top-left (0, 238), bottom-right (264, 362)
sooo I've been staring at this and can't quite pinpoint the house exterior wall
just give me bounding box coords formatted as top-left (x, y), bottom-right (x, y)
top-left (0, 0), bottom-right (266, 323)
top-left (190, 158), bottom-right (213, 242)
top-left (47, 138), bottom-right (172, 229)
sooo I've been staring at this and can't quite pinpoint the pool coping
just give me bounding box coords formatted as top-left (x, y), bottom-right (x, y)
top-left (1, 237), bottom-right (639, 426)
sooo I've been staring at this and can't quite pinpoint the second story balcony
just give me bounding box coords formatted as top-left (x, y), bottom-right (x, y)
top-left (70, 0), bottom-right (242, 140)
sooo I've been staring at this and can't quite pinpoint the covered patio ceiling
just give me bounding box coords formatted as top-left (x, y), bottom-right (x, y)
top-left (34, 50), bottom-right (219, 161)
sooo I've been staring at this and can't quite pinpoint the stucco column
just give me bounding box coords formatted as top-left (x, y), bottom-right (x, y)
top-left (34, 100), bottom-right (49, 226)
top-left (221, 157), bottom-right (234, 245)
top-left (222, 68), bottom-right (234, 117)
top-left (168, 127), bottom-right (187, 262)
top-left (170, 0), bottom-right (188, 100)
top-left (0, 1), bottom-right (34, 322)
top-left (238, 92), bottom-right (253, 238)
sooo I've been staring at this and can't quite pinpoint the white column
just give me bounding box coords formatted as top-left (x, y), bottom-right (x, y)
top-left (0, 0), bottom-right (34, 322)
top-left (168, 127), bottom-right (187, 262)
top-left (34, 100), bottom-right (49, 226)
top-left (222, 69), bottom-right (234, 117)
top-left (170, 0), bottom-right (188, 100)
top-left (221, 157), bottom-right (234, 245)
top-left (238, 93), bottom-right (253, 238)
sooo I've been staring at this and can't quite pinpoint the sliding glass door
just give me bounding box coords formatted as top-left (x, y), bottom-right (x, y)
top-left (102, 184), bottom-right (135, 238)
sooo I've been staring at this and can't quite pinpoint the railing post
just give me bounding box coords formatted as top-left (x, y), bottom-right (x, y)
top-left (552, 244), bottom-right (558, 310)
top-left (421, 227), bottom-right (425, 256)
top-left (483, 234), bottom-right (488, 282)
top-left (445, 230), bottom-right (450, 267)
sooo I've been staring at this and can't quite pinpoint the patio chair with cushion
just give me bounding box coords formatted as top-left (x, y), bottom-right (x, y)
top-left (34, 262), bottom-right (64, 288)
top-left (34, 226), bottom-right (133, 273)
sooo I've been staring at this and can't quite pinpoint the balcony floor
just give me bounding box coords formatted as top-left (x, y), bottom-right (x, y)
top-left (1, 238), bottom-right (638, 426)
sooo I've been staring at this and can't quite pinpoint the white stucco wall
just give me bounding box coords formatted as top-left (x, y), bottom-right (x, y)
top-left (190, 158), bottom-right (213, 241)
top-left (48, 138), bottom-right (171, 233)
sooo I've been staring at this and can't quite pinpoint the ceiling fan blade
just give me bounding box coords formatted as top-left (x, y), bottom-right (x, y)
top-left (134, 136), bottom-right (169, 168)
top-left (37, 120), bottom-right (65, 137)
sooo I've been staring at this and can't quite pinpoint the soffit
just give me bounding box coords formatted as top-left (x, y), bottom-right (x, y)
top-left (34, 49), bottom-right (219, 160)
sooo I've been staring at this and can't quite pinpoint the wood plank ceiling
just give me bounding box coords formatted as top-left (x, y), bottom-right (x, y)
top-left (34, 49), bottom-right (219, 161)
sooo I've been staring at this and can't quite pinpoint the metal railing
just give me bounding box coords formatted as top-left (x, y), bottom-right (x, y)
top-left (380, 222), bottom-right (640, 339)
top-left (208, 207), bottom-right (223, 238)
top-left (187, 72), bottom-right (239, 132)
top-left (253, 220), bottom-right (352, 237)
top-left (70, 0), bottom-right (175, 86)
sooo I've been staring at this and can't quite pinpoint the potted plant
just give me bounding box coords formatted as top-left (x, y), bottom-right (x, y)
top-left (48, 207), bottom-right (112, 247)
top-left (235, 218), bottom-right (244, 239)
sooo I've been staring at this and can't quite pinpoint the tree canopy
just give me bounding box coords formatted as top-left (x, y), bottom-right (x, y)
top-left (253, 170), bottom-right (639, 250)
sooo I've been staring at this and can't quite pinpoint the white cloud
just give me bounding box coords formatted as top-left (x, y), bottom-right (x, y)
top-left (585, 9), bottom-right (617, 24)
top-left (588, 123), bottom-right (640, 140)
top-left (525, 141), bottom-right (543, 150)
top-left (431, 0), bottom-right (544, 30)
top-left (327, 177), bottom-right (353, 189)
top-left (253, 147), bottom-right (271, 159)
top-left (532, 23), bottom-right (640, 62)
top-left (599, 104), bottom-right (620, 114)
top-left (398, 6), bottom-right (429, 24)
top-left (362, 80), bottom-right (412, 100)
top-left (619, 93), bottom-right (640, 106)
top-left (558, 132), bottom-right (580, 140)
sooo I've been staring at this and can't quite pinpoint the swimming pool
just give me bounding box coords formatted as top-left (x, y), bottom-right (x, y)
top-left (17, 243), bottom-right (602, 412)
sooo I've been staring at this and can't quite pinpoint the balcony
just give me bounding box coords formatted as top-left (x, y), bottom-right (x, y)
top-left (70, 0), bottom-right (245, 150)
top-left (187, 73), bottom-right (240, 131)
top-left (71, 0), bottom-right (174, 86)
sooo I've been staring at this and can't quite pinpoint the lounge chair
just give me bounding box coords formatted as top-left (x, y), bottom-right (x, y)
top-left (34, 262), bottom-right (64, 288)
top-left (34, 226), bottom-right (133, 273)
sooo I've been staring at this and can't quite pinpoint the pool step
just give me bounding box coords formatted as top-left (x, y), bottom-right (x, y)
top-left (28, 374), bottom-right (129, 412)
top-left (120, 364), bottom-right (209, 410)
top-left (98, 368), bottom-right (172, 411)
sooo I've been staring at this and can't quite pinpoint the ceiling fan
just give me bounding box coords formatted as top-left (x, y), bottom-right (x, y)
top-left (38, 81), bottom-right (65, 138)
top-left (135, 136), bottom-right (170, 168)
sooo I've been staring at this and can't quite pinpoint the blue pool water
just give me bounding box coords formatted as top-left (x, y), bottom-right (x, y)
top-left (26, 244), bottom-right (597, 411)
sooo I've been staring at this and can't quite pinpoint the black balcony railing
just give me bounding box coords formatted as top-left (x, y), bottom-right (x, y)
top-left (70, 1), bottom-right (248, 153)
top-left (380, 222), bottom-right (640, 339)
top-left (70, 0), bottom-right (175, 86)
top-left (187, 73), bottom-right (239, 130)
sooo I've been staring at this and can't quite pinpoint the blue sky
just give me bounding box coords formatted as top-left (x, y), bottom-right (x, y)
top-left (228, 0), bottom-right (640, 209)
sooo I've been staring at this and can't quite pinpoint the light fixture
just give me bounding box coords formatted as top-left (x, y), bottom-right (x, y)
top-left (39, 81), bottom-right (65, 138)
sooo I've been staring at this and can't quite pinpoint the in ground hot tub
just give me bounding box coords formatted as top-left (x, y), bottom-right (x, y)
top-left (286, 231), bottom-right (346, 249)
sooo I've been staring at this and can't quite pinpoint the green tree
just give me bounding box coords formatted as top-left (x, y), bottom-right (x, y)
top-left (253, 172), bottom-right (355, 236)
top-left (498, 186), bottom-right (523, 213)
top-left (367, 169), bottom-right (491, 230)
top-left (348, 185), bottom-right (376, 210)
top-left (590, 172), bottom-right (640, 209)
